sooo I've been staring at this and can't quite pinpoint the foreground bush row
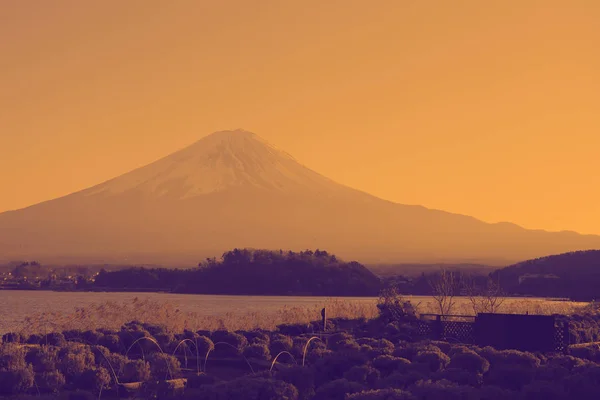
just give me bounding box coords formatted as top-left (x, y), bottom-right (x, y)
top-left (2, 318), bottom-right (600, 399)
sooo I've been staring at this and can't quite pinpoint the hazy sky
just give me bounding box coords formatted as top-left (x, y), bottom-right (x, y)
top-left (1, 0), bottom-right (599, 234)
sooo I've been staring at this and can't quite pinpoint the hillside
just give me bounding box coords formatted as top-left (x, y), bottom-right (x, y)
top-left (493, 250), bottom-right (600, 300)
top-left (93, 249), bottom-right (381, 296)
top-left (1, 129), bottom-right (599, 266)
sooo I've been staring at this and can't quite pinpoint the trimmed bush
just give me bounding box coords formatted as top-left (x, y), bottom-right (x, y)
top-left (98, 334), bottom-right (122, 354)
top-left (26, 346), bottom-right (59, 373)
top-left (347, 388), bottom-right (417, 400)
top-left (211, 330), bottom-right (248, 356)
top-left (2, 332), bottom-right (23, 344)
top-left (186, 372), bottom-right (219, 389)
top-left (270, 335), bottom-right (294, 355)
top-left (372, 355), bottom-right (411, 377)
top-left (314, 378), bottom-right (366, 400)
top-left (81, 330), bottom-right (103, 346)
top-left (413, 350), bottom-right (450, 372)
top-left (0, 365), bottom-right (35, 396)
top-left (35, 370), bottom-right (66, 393)
top-left (344, 365), bottom-right (380, 387)
top-left (122, 359), bottom-right (151, 383)
top-left (244, 343), bottom-right (272, 361)
top-left (188, 376), bottom-right (299, 400)
top-left (276, 365), bottom-right (316, 400)
top-left (0, 343), bottom-right (28, 371)
top-left (448, 350), bottom-right (490, 374)
top-left (148, 352), bottom-right (181, 380)
top-left (44, 332), bottom-right (67, 347)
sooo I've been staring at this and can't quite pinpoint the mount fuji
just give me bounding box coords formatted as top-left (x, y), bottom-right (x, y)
top-left (1, 129), bottom-right (599, 266)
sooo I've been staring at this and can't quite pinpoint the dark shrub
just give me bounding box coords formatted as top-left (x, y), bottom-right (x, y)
top-left (44, 332), bottom-right (67, 347)
top-left (2, 332), bottom-right (23, 344)
top-left (314, 378), bottom-right (365, 400)
top-left (154, 332), bottom-right (177, 353)
top-left (270, 335), bottom-right (294, 355)
top-left (478, 347), bottom-right (541, 369)
top-left (26, 334), bottom-right (43, 345)
top-left (189, 376), bottom-right (299, 400)
top-left (357, 338), bottom-right (380, 347)
top-left (568, 345), bottom-right (600, 363)
top-left (36, 370), bottom-right (66, 393)
top-left (276, 365), bottom-right (316, 400)
top-left (76, 367), bottom-right (112, 392)
top-left (98, 334), bottom-right (122, 354)
top-left (535, 364), bottom-right (570, 382)
top-left (26, 345), bottom-right (59, 373)
top-left (0, 343), bottom-right (28, 371)
top-left (148, 352), bottom-right (181, 380)
top-left (473, 385), bottom-right (515, 400)
top-left (186, 372), bottom-right (219, 389)
top-left (122, 359), bottom-right (151, 383)
top-left (244, 330), bottom-right (270, 345)
top-left (292, 336), bottom-right (326, 360)
top-left (196, 335), bottom-right (215, 357)
top-left (561, 364), bottom-right (600, 400)
top-left (377, 371), bottom-right (427, 390)
top-left (347, 388), bottom-right (416, 400)
top-left (118, 329), bottom-right (153, 355)
top-left (211, 330), bottom-right (248, 356)
top-left (344, 365), bottom-right (380, 387)
top-left (244, 343), bottom-right (272, 361)
top-left (448, 350), bottom-right (490, 374)
top-left (57, 345), bottom-right (95, 382)
top-left (141, 323), bottom-right (167, 337)
top-left (393, 343), bottom-right (442, 361)
top-left (313, 352), bottom-right (369, 386)
top-left (547, 354), bottom-right (587, 370)
top-left (413, 350), bottom-right (450, 373)
top-left (328, 332), bottom-right (354, 347)
top-left (62, 330), bottom-right (82, 341)
top-left (0, 365), bottom-right (35, 395)
top-left (89, 345), bottom-right (110, 364)
top-left (81, 330), bottom-right (103, 346)
top-left (60, 390), bottom-right (97, 400)
top-left (409, 379), bottom-right (476, 400)
top-left (372, 355), bottom-right (411, 377)
top-left (434, 368), bottom-right (482, 387)
top-left (521, 380), bottom-right (569, 400)
top-left (103, 353), bottom-right (128, 377)
top-left (484, 365), bottom-right (535, 391)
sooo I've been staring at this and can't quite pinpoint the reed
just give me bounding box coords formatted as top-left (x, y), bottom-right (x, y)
top-left (13, 296), bottom-right (592, 335)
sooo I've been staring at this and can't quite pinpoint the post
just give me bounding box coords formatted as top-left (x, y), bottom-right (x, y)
top-left (435, 315), bottom-right (443, 340)
top-left (321, 307), bottom-right (327, 332)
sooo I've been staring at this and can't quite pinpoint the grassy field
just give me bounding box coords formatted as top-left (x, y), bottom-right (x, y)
top-left (14, 295), bottom-right (591, 335)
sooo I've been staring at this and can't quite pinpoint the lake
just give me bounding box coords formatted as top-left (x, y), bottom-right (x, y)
top-left (0, 290), bottom-right (378, 333)
top-left (0, 290), bottom-right (583, 334)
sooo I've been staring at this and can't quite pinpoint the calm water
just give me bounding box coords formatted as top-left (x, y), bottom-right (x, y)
top-left (0, 290), bottom-right (378, 333)
top-left (0, 290), bottom-right (575, 334)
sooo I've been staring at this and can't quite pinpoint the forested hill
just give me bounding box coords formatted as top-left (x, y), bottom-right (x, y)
top-left (493, 250), bottom-right (600, 300)
top-left (93, 249), bottom-right (381, 296)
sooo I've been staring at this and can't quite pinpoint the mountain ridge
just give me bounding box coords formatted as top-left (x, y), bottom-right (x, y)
top-left (0, 129), bottom-right (599, 266)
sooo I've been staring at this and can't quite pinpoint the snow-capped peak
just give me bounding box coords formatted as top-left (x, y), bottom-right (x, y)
top-left (84, 130), bottom-right (336, 198)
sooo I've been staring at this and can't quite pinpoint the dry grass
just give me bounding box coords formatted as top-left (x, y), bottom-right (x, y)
top-left (13, 296), bottom-right (592, 336)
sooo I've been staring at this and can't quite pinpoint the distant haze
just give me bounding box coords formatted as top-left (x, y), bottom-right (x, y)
top-left (1, 1), bottom-right (600, 235)
top-left (0, 130), bottom-right (599, 266)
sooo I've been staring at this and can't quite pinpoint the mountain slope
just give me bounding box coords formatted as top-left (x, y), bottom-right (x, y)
top-left (493, 250), bottom-right (600, 299)
top-left (1, 129), bottom-right (599, 266)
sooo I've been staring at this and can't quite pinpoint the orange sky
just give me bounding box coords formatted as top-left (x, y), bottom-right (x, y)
top-left (1, 0), bottom-right (599, 234)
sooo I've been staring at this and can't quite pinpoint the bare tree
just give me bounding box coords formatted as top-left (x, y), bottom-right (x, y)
top-left (429, 268), bottom-right (456, 316)
top-left (463, 275), bottom-right (505, 314)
